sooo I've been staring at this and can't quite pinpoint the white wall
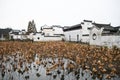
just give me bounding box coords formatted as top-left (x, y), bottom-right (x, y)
top-left (53, 27), bottom-right (63, 35)
top-left (42, 29), bottom-right (54, 36)
top-left (42, 37), bottom-right (63, 41)
top-left (10, 34), bottom-right (22, 40)
top-left (90, 27), bottom-right (120, 48)
top-left (81, 36), bottom-right (90, 43)
top-left (33, 33), bottom-right (42, 41)
top-left (34, 36), bottom-right (63, 41)
top-left (80, 21), bottom-right (93, 43)
top-left (90, 27), bottom-right (102, 45)
top-left (0, 34), bottom-right (5, 40)
top-left (27, 33), bottom-right (34, 40)
top-left (81, 21), bottom-right (93, 35)
top-left (28, 26), bottom-right (64, 41)
top-left (101, 36), bottom-right (120, 48)
top-left (42, 27), bottom-right (64, 36)
top-left (21, 35), bottom-right (27, 40)
top-left (33, 33), bottom-right (63, 41)
top-left (64, 29), bottom-right (82, 42)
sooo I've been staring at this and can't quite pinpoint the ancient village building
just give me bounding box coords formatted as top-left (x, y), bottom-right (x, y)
top-left (90, 23), bottom-right (120, 48)
top-left (63, 20), bottom-right (93, 43)
top-left (0, 28), bottom-right (12, 40)
top-left (33, 25), bottom-right (64, 41)
top-left (63, 24), bottom-right (82, 42)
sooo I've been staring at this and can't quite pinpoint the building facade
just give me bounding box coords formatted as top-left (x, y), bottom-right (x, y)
top-left (33, 25), bottom-right (64, 41)
top-left (9, 29), bottom-right (27, 40)
top-left (81, 20), bottom-right (93, 43)
top-left (0, 28), bottom-right (12, 40)
top-left (90, 23), bottom-right (120, 48)
top-left (63, 20), bottom-right (93, 43)
top-left (63, 24), bottom-right (82, 42)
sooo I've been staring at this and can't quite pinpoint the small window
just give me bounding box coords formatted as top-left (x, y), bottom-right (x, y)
top-left (37, 37), bottom-right (40, 40)
top-left (92, 33), bottom-right (97, 40)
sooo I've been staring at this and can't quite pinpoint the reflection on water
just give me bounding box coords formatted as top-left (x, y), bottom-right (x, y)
top-left (0, 53), bottom-right (119, 80)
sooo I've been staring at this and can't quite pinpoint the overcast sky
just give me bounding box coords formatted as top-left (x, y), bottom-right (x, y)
top-left (0, 0), bottom-right (120, 31)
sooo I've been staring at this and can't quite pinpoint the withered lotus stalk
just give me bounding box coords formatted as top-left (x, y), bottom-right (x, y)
top-left (106, 74), bottom-right (111, 79)
top-left (92, 67), bottom-right (97, 73)
top-left (0, 41), bottom-right (120, 77)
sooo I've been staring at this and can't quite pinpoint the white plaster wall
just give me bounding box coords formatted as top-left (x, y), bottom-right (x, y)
top-left (81, 22), bottom-right (93, 35)
top-left (11, 35), bottom-right (22, 40)
top-left (81, 36), bottom-right (90, 43)
top-left (32, 27), bottom-right (64, 41)
top-left (33, 33), bottom-right (63, 41)
top-left (101, 36), bottom-right (120, 48)
top-left (27, 35), bottom-right (32, 40)
top-left (20, 35), bottom-right (27, 40)
top-left (0, 34), bottom-right (5, 40)
top-left (42, 29), bottom-right (54, 36)
top-left (17, 35), bottom-right (21, 39)
top-left (80, 22), bottom-right (93, 43)
top-left (12, 35), bottom-right (18, 39)
top-left (90, 27), bottom-right (120, 48)
top-left (53, 27), bottom-right (63, 34)
top-left (33, 33), bottom-right (42, 41)
top-left (34, 36), bottom-right (62, 41)
top-left (89, 27), bottom-right (102, 45)
top-left (0, 37), bottom-right (5, 40)
top-left (41, 37), bottom-right (62, 41)
top-left (64, 29), bottom-right (82, 42)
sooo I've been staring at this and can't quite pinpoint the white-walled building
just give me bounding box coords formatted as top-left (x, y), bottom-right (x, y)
top-left (9, 29), bottom-right (27, 40)
top-left (81, 20), bottom-right (93, 43)
top-left (33, 25), bottom-right (64, 41)
top-left (0, 28), bottom-right (12, 40)
top-left (9, 30), bottom-right (21, 40)
top-left (8, 19), bottom-right (120, 48)
top-left (63, 24), bottom-right (82, 42)
top-left (63, 20), bottom-right (120, 48)
top-left (90, 23), bottom-right (120, 48)
top-left (27, 33), bottom-right (34, 40)
top-left (33, 33), bottom-right (63, 41)
top-left (41, 25), bottom-right (54, 36)
top-left (63, 20), bottom-right (93, 43)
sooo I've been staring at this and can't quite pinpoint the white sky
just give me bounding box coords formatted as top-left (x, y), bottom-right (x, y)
top-left (0, 0), bottom-right (120, 31)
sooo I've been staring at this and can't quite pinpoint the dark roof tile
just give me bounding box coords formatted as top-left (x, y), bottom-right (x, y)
top-left (0, 28), bottom-right (12, 35)
top-left (63, 24), bottom-right (82, 31)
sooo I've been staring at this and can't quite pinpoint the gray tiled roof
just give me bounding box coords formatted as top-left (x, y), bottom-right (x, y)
top-left (0, 28), bottom-right (12, 35)
top-left (63, 24), bottom-right (82, 31)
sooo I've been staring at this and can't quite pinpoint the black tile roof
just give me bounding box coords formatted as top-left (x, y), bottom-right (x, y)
top-left (102, 26), bottom-right (120, 35)
top-left (51, 25), bottom-right (63, 28)
top-left (63, 24), bottom-right (82, 31)
top-left (0, 28), bottom-right (12, 35)
top-left (83, 20), bottom-right (92, 22)
top-left (93, 23), bottom-right (111, 28)
top-left (91, 23), bottom-right (120, 35)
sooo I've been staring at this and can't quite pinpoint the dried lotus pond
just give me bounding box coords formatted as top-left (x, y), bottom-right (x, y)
top-left (0, 41), bottom-right (120, 80)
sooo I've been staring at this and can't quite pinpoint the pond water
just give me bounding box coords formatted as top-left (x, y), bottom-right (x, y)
top-left (0, 53), bottom-right (119, 80)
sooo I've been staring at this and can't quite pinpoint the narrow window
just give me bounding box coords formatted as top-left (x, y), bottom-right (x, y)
top-left (69, 35), bottom-right (71, 41)
top-left (77, 35), bottom-right (79, 42)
